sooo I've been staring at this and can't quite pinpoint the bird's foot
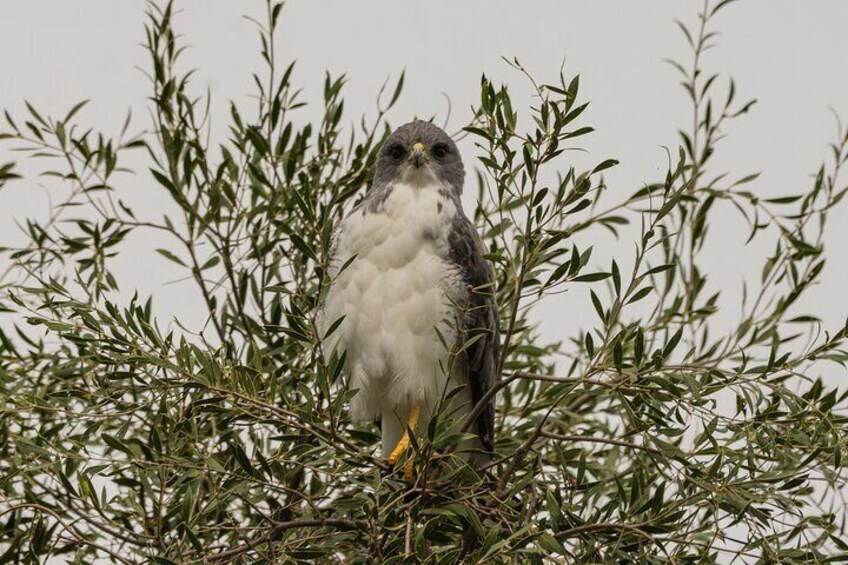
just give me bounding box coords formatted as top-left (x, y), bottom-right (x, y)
top-left (386, 404), bottom-right (420, 480)
top-left (387, 433), bottom-right (410, 465)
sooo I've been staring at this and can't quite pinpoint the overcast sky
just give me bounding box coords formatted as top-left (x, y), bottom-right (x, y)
top-left (1, 1), bottom-right (846, 360)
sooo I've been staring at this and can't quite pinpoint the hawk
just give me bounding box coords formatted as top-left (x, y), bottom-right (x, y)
top-left (320, 120), bottom-right (499, 477)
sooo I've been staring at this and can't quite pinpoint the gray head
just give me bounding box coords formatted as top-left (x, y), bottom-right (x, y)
top-left (372, 120), bottom-right (465, 196)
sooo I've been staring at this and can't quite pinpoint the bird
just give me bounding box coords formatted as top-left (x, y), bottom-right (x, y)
top-left (319, 120), bottom-right (500, 479)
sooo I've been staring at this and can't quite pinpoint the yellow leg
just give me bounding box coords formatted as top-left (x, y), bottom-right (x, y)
top-left (387, 403), bottom-right (421, 467)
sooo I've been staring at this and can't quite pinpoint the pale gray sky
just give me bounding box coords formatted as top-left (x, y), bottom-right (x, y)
top-left (1, 1), bottom-right (846, 351)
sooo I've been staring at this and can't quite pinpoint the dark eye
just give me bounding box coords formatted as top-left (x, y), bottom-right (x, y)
top-left (387, 144), bottom-right (406, 160)
top-left (432, 143), bottom-right (450, 159)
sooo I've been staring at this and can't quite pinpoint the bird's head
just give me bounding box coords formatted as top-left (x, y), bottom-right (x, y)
top-left (374, 120), bottom-right (465, 195)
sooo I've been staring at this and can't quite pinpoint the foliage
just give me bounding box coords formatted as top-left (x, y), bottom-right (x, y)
top-left (1, 1), bottom-right (847, 562)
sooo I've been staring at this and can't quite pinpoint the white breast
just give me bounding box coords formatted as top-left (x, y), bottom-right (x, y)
top-left (320, 181), bottom-right (463, 423)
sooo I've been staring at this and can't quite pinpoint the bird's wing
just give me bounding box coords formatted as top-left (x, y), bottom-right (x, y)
top-left (448, 214), bottom-right (500, 452)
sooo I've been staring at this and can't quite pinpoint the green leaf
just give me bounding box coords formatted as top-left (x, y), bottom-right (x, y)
top-left (573, 272), bottom-right (610, 283)
top-left (592, 159), bottom-right (619, 174)
top-left (627, 286), bottom-right (653, 304)
top-left (156, 248), bottom-right (186, 267)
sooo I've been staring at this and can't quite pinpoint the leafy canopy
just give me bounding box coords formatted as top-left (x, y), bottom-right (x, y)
top-left (1, 1), bottom-right (847, 563)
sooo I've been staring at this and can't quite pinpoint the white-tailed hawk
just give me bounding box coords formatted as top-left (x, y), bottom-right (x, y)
top-left (320, 120), bottom-right (499, 478)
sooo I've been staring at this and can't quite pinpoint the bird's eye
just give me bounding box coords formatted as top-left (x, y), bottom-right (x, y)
top-left (432, 143), bottom-right (450, 159)
top-left (388, 144), bottom-right (406, 160)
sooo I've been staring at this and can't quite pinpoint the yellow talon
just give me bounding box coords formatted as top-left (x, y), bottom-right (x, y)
top-left (387, 434), bottom-right (409, 465)
top-left (387, 404), bottom-right (421, 472)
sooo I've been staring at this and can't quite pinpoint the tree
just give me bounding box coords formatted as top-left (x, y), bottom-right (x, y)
top-left (1, 1), bottom-right (847, 562)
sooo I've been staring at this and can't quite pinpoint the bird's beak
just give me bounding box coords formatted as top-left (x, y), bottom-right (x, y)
top-left (411, 142), bottom-right (427, 168)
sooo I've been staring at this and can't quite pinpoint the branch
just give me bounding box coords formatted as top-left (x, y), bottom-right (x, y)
top-left (207, 518), bottom-right (359, 562)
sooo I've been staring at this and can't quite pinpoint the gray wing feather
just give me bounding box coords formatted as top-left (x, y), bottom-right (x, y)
top-left (448, 215), bottom-right (500, 452)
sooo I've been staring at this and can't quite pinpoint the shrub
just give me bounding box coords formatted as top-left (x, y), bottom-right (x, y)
top-left (1, 1), bottom-right (847, 562)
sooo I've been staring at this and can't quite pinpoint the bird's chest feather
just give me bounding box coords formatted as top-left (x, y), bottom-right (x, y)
top-left (323, 183), bottom-right (464, 392)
